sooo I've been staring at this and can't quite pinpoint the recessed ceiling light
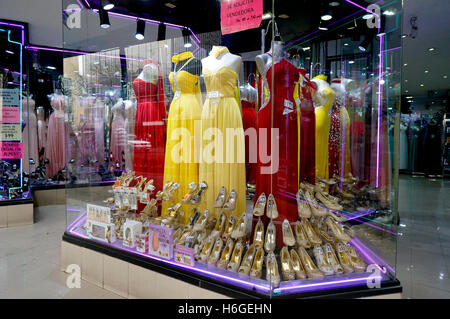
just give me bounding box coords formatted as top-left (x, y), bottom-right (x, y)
top-left (444, 75), bottom-right (448, 79)
top-left (321, 14), bottom-right (332, 21)
top-left (5, 50), bottom-right (14, 54)
top-left (349, 60), bottom-right (355, 64)
top-left (405, 80), bottom-right (408, 82)
top-left (380, 80), bottom-right (385, 85)
top-left (262, 13), bottom-right (272, 20)
top-left (424, 70), bottom-right (429, 73)
top-left (329, 1), bottom-right (340, 7)
top-left (428, 47), bottom-right (435, 51)
top-left (278, 14), bottom-right (289, 19)
top-left (46, 66), bottom-right (56, 70)
top-left (405, 90), bottom-right (409, 93)
top-left (420, 83), bottom-right (424, 87)
top-left (303, 47), bottom-right (310, 51)
top-left (344, 43), bottom-right (349, 46)
top-left (401, 34), bottom-right (408, 38)
top-left (383, 10), bottom-right (396, 16)
top-left (165, 2), bottom-right (176, 9)
top-left (404, 63), bottom-right (407, 66)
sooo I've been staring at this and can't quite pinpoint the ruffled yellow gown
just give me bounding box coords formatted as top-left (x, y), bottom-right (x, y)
top-left (199, 47), bottom-right (246, 218)
top-left (162, 53), bottom-right (202, 224)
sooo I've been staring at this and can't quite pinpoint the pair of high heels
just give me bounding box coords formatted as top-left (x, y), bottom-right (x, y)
top-left (231, 213), bottom-right (249, 239)
top-left (325, 216), bottom-right (352, 242)
top-left (313, 243), bottom-right (346, 275)
top-left (280, 246), bottom-right (307, 280)
top-left (213, 187), bottom-right (237, 211)
top-left (296, 218), bottom-right (322, 248)
top-left (253, 193), bottom-right (278, 219)
top-left (193, 209), bottom-right (210, 232)
top-left (156, 181), bottom-right (180, 201)
top-left (141, 198), bottom-right (158, 217)
top-left (182, 182), bottom-right (208, 205)
top-left (162, 203), bottom-right (183, 226)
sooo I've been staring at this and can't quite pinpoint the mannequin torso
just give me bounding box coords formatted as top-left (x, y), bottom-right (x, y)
top-left (137, 63), bottom-right (159, 84)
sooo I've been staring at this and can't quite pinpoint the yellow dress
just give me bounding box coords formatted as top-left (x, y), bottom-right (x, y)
top-left (199, 50), bottom-right (246, 219)
top-left (314, 84), bottom-right (336, 180)
top-left (162, 54), bottom-right (202, 224)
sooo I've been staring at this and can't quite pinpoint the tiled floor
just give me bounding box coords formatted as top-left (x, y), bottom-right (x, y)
top-left (0, 175), bottom-right (449, 298)
top-left (396, 174), bottom-right (450, 298)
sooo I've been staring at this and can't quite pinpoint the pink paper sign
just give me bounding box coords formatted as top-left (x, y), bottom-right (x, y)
top-left (1, 107), bottom-right (20, 123)
top-left (0, 142), bottom-right (23, 159)
top-left (221, 0), bottom-right (263, 35)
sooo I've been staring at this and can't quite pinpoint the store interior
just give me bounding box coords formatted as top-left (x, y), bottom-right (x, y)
top-left (0, 0), bottom-right (449, 299)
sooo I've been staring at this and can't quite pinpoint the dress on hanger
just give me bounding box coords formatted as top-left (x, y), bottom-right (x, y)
top-left (162, 52), bottom-right (202, 223)
top-left (22, 98), bottom-right (39, 173)
top-left (133, 60), bottom-right (166, 194)
top-left (110, 104), bottom-right (126, 171)
top-left (124, 101), bottom-right (136, 171)
top-left (45, 94), bottom-right (68, 178)
top-left (199, 46), bottom-right (246, 218)
top-left (37, 108), bottom-right (47, 162)
top-left (255, 55), bottom-right (299, 247)
top-left (328, 102), bottom-right (352, 179)
top-left (241, 99), bottom-right (257, 185)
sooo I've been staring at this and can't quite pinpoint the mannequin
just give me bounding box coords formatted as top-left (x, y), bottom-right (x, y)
top-left (22, 95), bottom-right (39, 173)
top-left (137, 63), bottom-right (159, 85)
top-left (37, 106), bottom-right (47, 162)
top-left (110, 99), bottom-right (126, 172)
top-left (199, 46), bottom-right (246, 218)
top-left (311, 75), bottom-right (336, 180)
top-left (94, 98), bottom-right (106, 169)
top-left (239, 83), bottom-right (257, 185)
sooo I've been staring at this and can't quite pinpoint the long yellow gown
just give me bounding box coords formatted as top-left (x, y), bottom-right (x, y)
top-left (199, 47), bottom-right (246, 218)
top-left (313, 76), bottom-right (336, 180)
top-left (162, 53), bottom-right (202, 224)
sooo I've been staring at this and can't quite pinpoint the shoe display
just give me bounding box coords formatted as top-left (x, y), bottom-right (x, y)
top-left (182, 183), bottom-right (199, 204)
top-left (290, 249), bottom-right (307, 279)
top-left (238, 244), bottom-right (256, 275)
top-left (211, 211), bottom-right (227, 238)
top-left (231, 213), bottom-right (248, 239)
top-left (253, 219), bottom-right (265, 248)
top-left (301, 218), bottom-right (322, 246)
top-left (280, 246), bottom-right (295, 281)
top-left (326, 217), bottom-right (351, 242)
top-left (316, 190), bottom-right (343, 211)
top-left (227, 240), bottom-right (244, 272)
top-left (266, 251), bottom-right (281, 288)
top-left (223, 189), bottom-right (237, 211)
top-left (312, 245), bottom-right (335, 276)
top-left (190, 181), bottom-right (207, 205)
top-left (346, 244), bottom-right (366, 272)
top-left (222, 214), bottom-right (235, 239)
top-left (207, 237), bottom-right (224, 265)
top-left (199, 235), bottom-right (214, 262)
top-left (193, 209), bottom-right (210, 231)
top-left (304, 190), bottom-right (328, 217)
top-left (297, 247), bottom-right (324, 279)
top-left (213, 186), bottom-right (227, 208)
top-left (282, 219), bottom-right (296, 246)
top-left (296, 189), bottom-right (312, 218)
top-left (250, 247), bottom-right (265, 279)
top-left (323, 243), bottom-right (344, 274)
top-left (217, 238), bottom-right (235, 269)
top-left (335, 242), bottom-right (354, 273)
top-left (266, 194), bottom-right (279, 219)
top-left (252, 193), bottom-right (266, 217)
top-left (264, 221), bottom-right (276, 252)
top-left (294, 222), bottom-right (311, 248)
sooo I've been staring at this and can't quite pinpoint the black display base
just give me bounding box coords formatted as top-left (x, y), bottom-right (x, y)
top-left (63, 232), bottom-right (402, 299)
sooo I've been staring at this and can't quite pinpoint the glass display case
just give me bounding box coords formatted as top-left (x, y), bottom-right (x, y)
top-left (63, 0), bottom-right (402, 298)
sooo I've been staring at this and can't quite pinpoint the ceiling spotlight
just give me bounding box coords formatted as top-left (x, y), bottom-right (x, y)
top-left (424, 70), bottom-right (429, 74)
top-left (303, 47), bottom-right (310, 51)
top-left (165, 2), bottom-right (176, 9)
top-left (405, 90), bottom-right (409, 93)
top-left (318, 20), bottom-right (328, 31)
top-left (262, 13), bottom-right (272, 20)
top-left (420, 83), bottom-right (424, 87)
top-left (329, 1), bottom-right (340, 7)
top-left (349, 60), bottom-right (355, 64)
top-left (428, 47), bottom-right (435, 52)
top-left (46, 66), bottom-right (56, 70)
top-left (383, 9), bottom-right (396, 16)
top-left (401, 34), bottom-right (408, 38)
top-left (321, 12), bottom-right (333, 21)
top-left (157, 22), bottom-right (166, 42)
top-left (101, 0), bottom-right (115, 11)
top-left (404, 63), bottom-right (408, 66)
top-left (5, 50), bottom-right (14, 55)
top-left (182, 28), bottom-right (192, 48)
top-left (444, 75), bottom-right (448, 79)
top-left (135, 19), bottom-right (145, 40)
top-left (358, 36), bottom-right (371, 52)
top-left (99, 8), bottom-right (110, 28)
top-left (344, 43), bottom-right (349, 46)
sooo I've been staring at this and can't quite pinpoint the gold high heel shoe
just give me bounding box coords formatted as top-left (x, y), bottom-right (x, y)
top-left (253, 219), bottom-right (265, 248)
top-left (282, 219), bottom-right (296, 246)
top-left (199, 235), bottom-right (215, 262)
top-left (231, 213), bottom-right (248, 239)
top-left (207, 237), bottom-right (224, 265)
top-left (211, 212), bottom-right (227, 238)
top-left (297, 247), bottom-right (324, 279)
top-left (301, 218), bottom-right (322, 246)
top-left (253, 193), bottom-right (267, 217)
top-left (335, 242), bottom-right (354, 273)
top-left (182, 182), bottom-right (198, 204)
top-left (264, 221), bottom-right (276, 252)
top-left (190, 181), bottom-right (208, 205)
top-left (323, 243), bottom-right (344, 274)
top-left (136, 177), bottom-right (148, 192)
top-left (156, 181), bottom-right (174, 200)
top-left (296, 189), bottom-right (312, 218)
top-left (193, 210), bottom-right (210, 231)
top-left (325, 217), bottom-right (351, 242)
top-left (315, 191), bottom-right (343, 211)
top-left (250, 247), bottom-right (264, 278)
top-left (313, 219), bottom-right (335, 243)
top-left (294, 222), bottom-right (311, 249)
top-left (290, 249), bottom-right (306, 279)
top-left (304, 190), bottom-right (328, 217)
top-left (222, 215), bottom-right (235, 239)
top-left (223, 189), bottom-right (237, 211)
top-left (266, 251), bottom-right (281, 288)
top-left (280, 246), bottom-right (295, 281)
top-left (238, 244), bottom-right (256, 275)
top-left (266, 194), bottom-right (279, 219)
top-left (213, 186), bottom-right (227, 208)
top-left (346, 244), bottom-right (366, 272)
top-left (312, 245), bottom-right (335, 276)
top-left (217, 238), bottom-right (235, 269)
top-left (227, 240), bottom-right (244, 272)
top-left (299, 182), bottom-right (315, 193)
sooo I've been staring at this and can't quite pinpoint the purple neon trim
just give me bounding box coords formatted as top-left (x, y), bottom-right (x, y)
top-left (0, 21), bottom-right (25, 29)
top-left (351, 237), bottom-right (394, 273)
top-left (376, 34), bottom-right (384, 188)
top-left (381, 46), bottom-right (401, 53)
top-left (345, 0), bottom-right (380, 17)
top-left (341, 59), bottom-right (347, 192)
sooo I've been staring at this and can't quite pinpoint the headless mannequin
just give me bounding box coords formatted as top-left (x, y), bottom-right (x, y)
top-left (174, 51), bottom-right (201, 76)
top-left (201, 46), bottom-right (241, 75)
top-left (137, 63), bottom-right (159, 84)
top-left (239, 83), bottom-right (257, 103)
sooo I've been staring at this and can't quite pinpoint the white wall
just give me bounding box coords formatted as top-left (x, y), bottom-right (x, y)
top-left (0, 0), bottom-right (63, 47)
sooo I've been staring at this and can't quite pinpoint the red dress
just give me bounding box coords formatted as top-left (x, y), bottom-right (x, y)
top-left (255, 58), bottom-right (299, 247)
top-left (132, 77), bottom-right (166, 196)
top-left (328, 102), bottom-right (342, 179)
top-left (241, 100), bottom-right (257, 185)
top-left (298, 69), bottom-right (316, 184)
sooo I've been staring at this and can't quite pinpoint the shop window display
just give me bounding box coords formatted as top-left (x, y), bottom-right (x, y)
top-left (63, 0), bottom-right (402, 298)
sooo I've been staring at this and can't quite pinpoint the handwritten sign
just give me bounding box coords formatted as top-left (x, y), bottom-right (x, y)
top-left (1, 106), bottom-right (20, 123)
top-left (221, 0), bottom-right (263, 35)
top-left (0, 89), bottom-right (20, 107)
top-left (0, 124), bottom-right (21, 141)
top-left (0, 142), bottom-right (23, 159)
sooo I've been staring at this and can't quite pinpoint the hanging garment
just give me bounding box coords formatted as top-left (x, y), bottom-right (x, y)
top-left (399, 123), bottom-right (408, 170)
top-left (423, 120), bottom-right (442, 176)
top-left (124, 101), bottom-right (136, 171)
top-left (199, 48), bottom-right (246, 219)
top-left (45, 94), bottom-right (68, 178)
top-left (241, 99), bottom-right (257, 185)
top-left (110, 111), bottom-right (127, 172)
top-left (328, 102), bottom-right (351, 179)
top-left (409, 121), bottom-right (422, 173)
top-left (22, 99), bottom-right (39, 173)
top-left (162, 54), bottom-right (202, 224)
top-left (296, 69), bottom-right (316, 184)
top-left (37, 108), bottom-right (47, 162)
top-left (132, 66), bottom-right (166, 194)
top-left (255, 57), bottom-right (299, 247)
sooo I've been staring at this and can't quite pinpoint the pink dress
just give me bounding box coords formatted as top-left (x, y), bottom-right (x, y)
top-left (37, 108), bottom-right (47, 162)
top-left (22, 99), bottom-right (39, 173)
top-left (110, 112), bottom-right (126, 171)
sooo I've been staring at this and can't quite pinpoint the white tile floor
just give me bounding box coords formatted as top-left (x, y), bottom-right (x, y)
top-left (0, 174), bottom-right (449, 299)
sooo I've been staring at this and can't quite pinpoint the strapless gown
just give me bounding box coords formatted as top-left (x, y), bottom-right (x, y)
top-left (241, 100), bottom-right (257, 185)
